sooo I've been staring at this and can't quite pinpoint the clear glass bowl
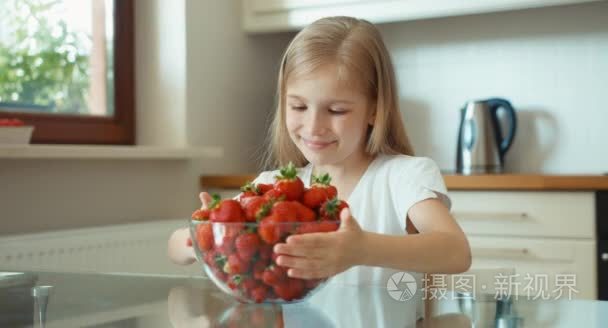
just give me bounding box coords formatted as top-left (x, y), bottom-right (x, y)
top-left (189, 219), bottom-right (339, 304)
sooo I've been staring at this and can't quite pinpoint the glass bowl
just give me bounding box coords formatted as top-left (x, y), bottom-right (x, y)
top-left (189, 219), bottom-right (339, 304)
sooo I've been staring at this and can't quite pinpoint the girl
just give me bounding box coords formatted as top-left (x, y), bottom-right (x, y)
top-left (168, 15), bottom-right (471, 319)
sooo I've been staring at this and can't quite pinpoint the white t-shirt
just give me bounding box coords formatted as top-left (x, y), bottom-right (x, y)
top-left (253, 153), bottom-right (451, 320)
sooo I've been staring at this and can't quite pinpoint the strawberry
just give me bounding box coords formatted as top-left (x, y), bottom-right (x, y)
top-left (216, 235), bottom-right (236, 254)
top-left (253, 261), bottom-right (267, 280)
top-left (263, 188), bottom-right (285, 202)
top-left (319, 197), bottom-right (349, 221)
top-left (258, 244), bottom-right (273, 261)
top-left (195, 223), bottom-right (214, 251)
top-left (227, 274), bottom-right (243, 290)
top-left (258, 214), bottom-right (281, 244)
top-left (304, 278), bottom-right (323, 289)
top-left (296, 222), bottom-right (321, 234)
top-left (224, 254), bottom-right (249, 274)
top-left (274, 162), bottom-right (305, 201)
top-left (273, 278), bottom-right (304, 301)
top-left (210, 198), bottom-right (246, 222)
top-left (317, 220), bottom-right (340, 232)
top-left (191, 208), bottom-right (210, 221)
top-left (257, 183), bottom-right (274, 195)
top-left (204, 251), bottom-right (227, 271)
top-left (241, 196), bottom-right (272, 222)
top-left (250, 285), bottom-right (269, 303)
top-left (239, 181), bottom-right (260, 201)
top-left (262, 265), bottom-right (287, 286)
top-left (302, 173), bottom-right (335, 209)
top-left (291, 201), bottom-right (316, 222)
top-left (271, 201), bottom-right (298, 222)
top-left (235, 232), bottom-right (261, 260)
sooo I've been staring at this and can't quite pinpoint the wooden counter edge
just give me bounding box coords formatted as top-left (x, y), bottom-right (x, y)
top-left (201, 174), bottom-right (608, 191)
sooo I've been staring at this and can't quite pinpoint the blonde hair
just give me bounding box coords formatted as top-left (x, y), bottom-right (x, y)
top-left (262, 16), bottom-right (414, 169)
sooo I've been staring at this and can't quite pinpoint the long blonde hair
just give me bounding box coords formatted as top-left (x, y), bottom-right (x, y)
top-left (262, 16), bottom-right (414, 169)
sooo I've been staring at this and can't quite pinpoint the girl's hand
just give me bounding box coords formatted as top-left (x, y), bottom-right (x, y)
top-left (273, 208), bottom-right (365, 279)
top-left (185, 192), bottom-right (214, 246)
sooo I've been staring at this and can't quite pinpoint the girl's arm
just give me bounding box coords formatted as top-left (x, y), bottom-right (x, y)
top-left (275, 198), bottom-right (471, 279)
top-left (360, 198), bottom-right (471, 273)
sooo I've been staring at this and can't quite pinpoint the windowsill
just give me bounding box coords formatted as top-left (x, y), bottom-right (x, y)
top-left (0, 144), bottom-right (223, 160)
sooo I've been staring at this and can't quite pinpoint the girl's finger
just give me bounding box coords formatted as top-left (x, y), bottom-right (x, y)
top-left (287, 268), bottom-right (325, 280)
top-left (274, 243), bottom-right (323, 258)
top-left (285, 233), bottom-right (327, 248)
top-left (276, 255), bottom-right (313, 270)
top-left (199, 192), bottom-right (212, 209)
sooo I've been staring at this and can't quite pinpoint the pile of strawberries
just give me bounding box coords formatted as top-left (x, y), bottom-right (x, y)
top-left (0, 118), bottom-right (25, 127)
top-left (191, 162), bottom-right (349, 303)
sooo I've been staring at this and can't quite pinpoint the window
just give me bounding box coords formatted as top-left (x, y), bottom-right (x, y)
top-left (0, 0), bottom-right (134, 144)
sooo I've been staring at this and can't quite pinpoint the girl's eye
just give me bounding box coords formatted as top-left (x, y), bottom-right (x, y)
top-left (290, 105), bottom-right (307, 111)
top-left (329, 109), bottom-right (347, 115)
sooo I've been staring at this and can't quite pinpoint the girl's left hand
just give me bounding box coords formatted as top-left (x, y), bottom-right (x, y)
top-left (273, 208), bottom-right (365, 279)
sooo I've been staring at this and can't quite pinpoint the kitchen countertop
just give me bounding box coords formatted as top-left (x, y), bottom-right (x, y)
top-left (2, 268), bottom-right (608, 327)
top-left (200, 174), bottom-right (608, 191)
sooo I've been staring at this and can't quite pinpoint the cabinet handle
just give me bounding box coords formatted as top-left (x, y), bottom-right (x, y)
top-left (453, 211), bottom-right (530, 222)
top-left (473, 247), bottom-right (572, 263)
top-left (473, 247), bottom-right (532, 260)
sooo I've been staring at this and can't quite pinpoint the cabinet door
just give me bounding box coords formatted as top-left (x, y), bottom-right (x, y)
top-left (243, 0), bottom-right (601, 33)
top-left (450, 191), bottom-right (595, 239)
top-left (468, 236), bottom-right (597, 300)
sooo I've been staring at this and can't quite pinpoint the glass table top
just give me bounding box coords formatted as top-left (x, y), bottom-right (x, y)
top-left (1, 268), bottom-right (607, 328)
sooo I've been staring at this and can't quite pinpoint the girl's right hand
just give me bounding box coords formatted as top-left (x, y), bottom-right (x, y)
top-left (168, 192), bottom-right (214, 265)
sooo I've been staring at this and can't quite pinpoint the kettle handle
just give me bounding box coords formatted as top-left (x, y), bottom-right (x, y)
top-left (486, 98), bottom-right (517, 157)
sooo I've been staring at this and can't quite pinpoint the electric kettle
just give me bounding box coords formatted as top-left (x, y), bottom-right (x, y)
top-left (456, 98), bottom-right (517, 175)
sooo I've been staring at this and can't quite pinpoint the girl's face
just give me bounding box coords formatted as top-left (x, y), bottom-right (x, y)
top-left (285, 65), bottom-right (375, 167)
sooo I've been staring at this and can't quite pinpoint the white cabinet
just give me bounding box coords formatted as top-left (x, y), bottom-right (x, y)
top-left (243, 0), bottom-right (602, 33)
top-left (451, 191), bottom-right (597, 299)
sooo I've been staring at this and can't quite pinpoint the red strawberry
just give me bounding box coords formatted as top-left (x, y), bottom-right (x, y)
top-left (319, 198), bottom-right (349, 221)
top-left (302, 173), bottom-right (336, 209)
top-left (258, 214), bottom-right (281, 244)
top-left (242, 196), bottom-right (272, 222)
top-left (191, 208), bottom-right (210, 221)
top-left (253, 261), bottom-right (267, 280)
top-left (258, 244), bottom-right (272, 261)
top-left (257, 183), bottom-right (274, 195)
top-left (195, 223), bottom-right (214, 251)
top-left (250, 285), bottom-right (269, 303)
top-left (271, 201), bottom-right (298, 222)
top-left (262, 265), bottom-right (287, 286)
top-left (210, 198), bottom-right (246, 222)
top-left (235, 232), bottom-right (261, 260)
top-left (274, 162), bottom-right (305, 201)
top-left (273, 278), bottom-right (304, 301)
top-left (224, 254), bottom-right (249, 274)
top-left (239, 181), bottom-right (260, 201)
top-left (263, 188), bottom-right (285, 201)
top-left (216, 235), bottom-right (236, 254)
top-left (317, 220), bottom-right (340, 232)
top-left (291, 201), bottom-right (316, 222)
top-left (227, 274), bottom-right (243, 290)
top-left (296, 222), bottom-right (321, 234)
top-left (304, 278), bottom-right (323, 289)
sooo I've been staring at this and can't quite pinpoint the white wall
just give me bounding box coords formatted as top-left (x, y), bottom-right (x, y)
top-left (184, 1), bottom-right (294, 174)
top-left (380, 2), bottom-right (608, 174)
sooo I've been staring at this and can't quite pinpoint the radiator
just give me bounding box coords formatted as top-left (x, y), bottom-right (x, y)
top-left (0, 220), bottom-right (202, 276)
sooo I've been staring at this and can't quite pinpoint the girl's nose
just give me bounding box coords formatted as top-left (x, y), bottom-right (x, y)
top-left (304, 108), bottom-right (327, 136)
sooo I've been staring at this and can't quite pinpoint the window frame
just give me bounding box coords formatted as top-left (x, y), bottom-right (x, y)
top-left (0, 0), bottom-right (135, 145)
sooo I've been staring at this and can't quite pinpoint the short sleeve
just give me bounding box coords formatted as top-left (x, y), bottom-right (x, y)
top-left (392, 157), bottom-right (451, 231)
top-left (251, 171), bottom-right (276, 185)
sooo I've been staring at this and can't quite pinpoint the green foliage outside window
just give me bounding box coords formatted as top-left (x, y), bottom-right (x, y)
top-left (0, 0), bottom-right (91, 114)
